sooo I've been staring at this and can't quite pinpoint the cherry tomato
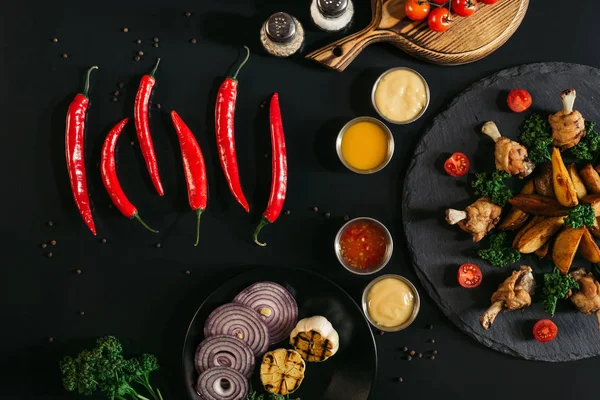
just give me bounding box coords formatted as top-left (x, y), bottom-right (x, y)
top-left (405, 0), bottom-right (431, 21)
top-left (428, 7), bottom-right (452, 32)
top-left (480, 0), bottom-right (498, 3)
top-left (507, 89), bottom-right (532, 113)
top-left (444, 152), bottom-right (470, 177)
top-left (533, 319), bottom-right (558, 343)
top-left (457, 264), bottom-right (482, 288)
top-left (452, 0), bottom-right (477, 17)
top-left (430, 0), bottom-right (448, 4)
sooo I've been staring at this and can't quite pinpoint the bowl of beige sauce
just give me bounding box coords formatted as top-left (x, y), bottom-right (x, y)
top-left (362, 274), bottom-right (420, 332)
top-left (371, 67), bottom-right (430, 125)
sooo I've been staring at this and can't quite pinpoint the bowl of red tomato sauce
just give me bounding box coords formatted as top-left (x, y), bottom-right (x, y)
top-left (334, 217), bottom-right (393, 275)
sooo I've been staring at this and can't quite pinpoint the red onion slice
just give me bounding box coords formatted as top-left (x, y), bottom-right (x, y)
top-left (234, 281), bottom-right (298, 344)
top-left (196, 367), bottom-right (248, 400)
top-left (204, 303), bottom-right (269, 356)
top-left (195, 335), bottom-right (255, 378)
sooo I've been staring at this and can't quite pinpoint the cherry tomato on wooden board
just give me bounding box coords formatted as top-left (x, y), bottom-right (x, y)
top-left (480, 0), bottom-right (498, 3)
top-left (457, 264), bottom-right (482, 288)
top-left (507, 89), bottom-right (532, 113)
top-left (405, 0), bottom-right (431, 21)
top-left (428, 7), bottom-right (452, 32)
top-left (444, 152), bottom-right (470, 177)
top-left (452, 0), bottom-right (477, 17)
top-left (533, 319), bottom-right (558, 342)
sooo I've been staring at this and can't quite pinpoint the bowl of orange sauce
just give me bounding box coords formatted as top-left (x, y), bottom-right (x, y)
top-left (336, 116), bottom-right (394, 174)
top-left (334, 217), bottom-right (393, 275)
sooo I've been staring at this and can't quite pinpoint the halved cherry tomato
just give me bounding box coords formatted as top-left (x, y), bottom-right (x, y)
top-left (533, 319), bottom-right (558, 342)
top-left (452, 0), bottom-right (477, 17)
top-left (507, 89), bottom-right (532, 113)
top-left (457, 264), bottom-right (482, 288)
top-left (480, 0), bottom-right (498, 3)
top-left (428, 7), bottom-right (452, 32)
top-left (444, 152), bottom-right (470, 177)
top-left (405, 0), bottom-right (431, 21)
top-left (431, 0), bottom-right (448, 4)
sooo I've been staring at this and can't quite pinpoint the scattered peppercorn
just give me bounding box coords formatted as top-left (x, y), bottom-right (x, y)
top-left (100, 238), bottom-right (107, 244)
top-left (428, 324), bottom-right (434, 330)
top-left (122, 28), bottom-right (129, 33)
top-left (62, 53), bottom-right (68, 59)
top-left (153, 37), bottom-right (159, 42)
top-left (118, 82), bottom-right (125, 88)
top-left (402, 346), bottom-right (408, 352)
top-left (114, 90), bottom-right (120, 96)
top-left (432, 350), bottom-right (438, 355)
top-left (112, 97), bottom-right (118, 102)
top-left (430, 339), bottom-right (436, 344)
top-left (41, 243), bottom-right (47, 249)
top-left (397, 377), bottom-right (403, 383)
top-left (185, 11), bottom-right (192, 17)
top-left (409, 350), bottom-right (416, 356)
top-left (284, 210), bottom-right (291, 216)
top-left (378, 330), bottom-right (384, 335)
top-left (190, 38), bottom-right (197, 44)
top-left (324, 212), bottom-right (331, 219)
top-left (134, 56), bottom-right (141, 62)
top-left (137, 50), bottom-right (144, 56)
top-left (50, 240), bottom-right (57, 246)
top-left (343, 215), bottom-right (350, 221)
top-left (79, 311), bottom-right (85, 316)
top-left (153, 43), bottom-right (159, 48)
top-left (417, 353), bottom-right (423, 358)
top-left (155, 103), bottom-right (161, 109)
top-left (155, 243), bottom-right (162, 248)
top-left (48, 337), bottom-right (55, 343)
top-left (312, 206), bottom-right (319, 212)
top-left (406, 356), bottom-right (412, 361)
top-left (430, 355), bottom-right (436, 360)
top-left (185, 270), bottom-right (191, 275)
top-left (75, 269), bottom-right (82, 275)
top-left (130, 141), bottom-right (135, 146)
top-left (47, 252), bottom-right (53, 258)
top-left (52, 38), bottom-right (59, 43)
top-left (136, 39), bottom-right (142, 44)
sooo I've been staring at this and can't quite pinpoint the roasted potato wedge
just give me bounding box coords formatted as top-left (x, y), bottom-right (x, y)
top-left (581, 194), bottom-right (600, 217)
top-left (568, 163), bottom-right (588, 199)
top-left (512, 215), bottom-right (545, 248)
top-left (578, 228), bottom-right (600, 263)
top-left (552, 147), bottom-right (579, 207)
top-left (517, 216), bottom-right (565, 254)
top-left (595, 165), bottom-right (600, 174)
top-left (497, 181), bottom-right (535, 231)
top-left (508, 194), bottom-right (567, 216)
top-left (579, 164), bottom-right (600, 194)
top-left (535, 241), bottom-right (550, 259)
top-left (534, 162), bottom-right (554, 197)
top-left (552, 227), bottom-right (585, 274)
top-left (592, 218), bottom-right (600, 239)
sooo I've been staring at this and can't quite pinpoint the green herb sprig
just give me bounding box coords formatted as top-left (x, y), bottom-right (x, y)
top-left (541, 268), bottom-right (579, 316)
top-left (564, 204), bottom-right (595, 228)
top-left (477, 232), bottom-right (521, 268)
top-left (569, 121), bottom-right (600, 161)
top-left (246, 388), bottom-right (301, 400)
top-left (519, 113), bottom-right (553, 164)
top-left (471, 170), bottom-right (513, 206)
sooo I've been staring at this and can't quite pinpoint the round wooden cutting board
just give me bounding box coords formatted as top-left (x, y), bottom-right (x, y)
top-left (306, 0), bottom-right (529, 71)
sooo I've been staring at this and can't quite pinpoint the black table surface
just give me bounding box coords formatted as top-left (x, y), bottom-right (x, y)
top-left (3, 1), bottom-right (600, 399)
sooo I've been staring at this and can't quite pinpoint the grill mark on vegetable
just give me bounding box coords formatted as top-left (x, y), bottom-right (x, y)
top-left (291, 330), bottom-right (333, 361)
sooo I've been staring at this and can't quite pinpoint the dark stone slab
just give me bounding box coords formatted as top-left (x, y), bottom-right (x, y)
top-left (402, 62), bottom-right (600, 362)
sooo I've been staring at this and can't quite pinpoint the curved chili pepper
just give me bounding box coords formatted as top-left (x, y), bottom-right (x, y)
top-left (100, 118), bottom-right (158, 233)
top-left (65, 65), bottom-right (98, 235)
top-left (170, 110), bottom-right (208, 246)
top-left (254, 92), bottom-right (288, 246)
top-left (215, 46), bottom-right (251, 212)
top-left (134, 58), bottom-right (164, 196)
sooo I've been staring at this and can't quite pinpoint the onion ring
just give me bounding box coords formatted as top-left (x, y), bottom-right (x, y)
top-left (196, 367), bottom-right (248, 400)
top-left (195, 335), bottom-right (255, 378)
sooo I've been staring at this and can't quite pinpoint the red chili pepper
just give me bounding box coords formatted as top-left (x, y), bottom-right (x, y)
top-left (254, 92), bottom-right (288, 246)
top-left (65, 66), bottom-right (98, 235)
top-left (100, 118), bottom-right (158, 233)
top-left (215, 46), bottom-right (251, 212)
top-left (170, 110), bottom-right (208, 246)
top-left (134, 58), bottom-right (164, 196)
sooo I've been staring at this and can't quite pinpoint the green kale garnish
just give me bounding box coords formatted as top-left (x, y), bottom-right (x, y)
top-left (564, 204), bottom-right (595, 228)
top-left (477, 233), bottom-right (521, 268)
top-left (519, 113), bottom-right (553, 164)
top-left (569, 121), bottom-right (600, 161)
top-left (471, 170), bottom-right (513, 206)
top-left (541, 268), bottom-right (579, 316)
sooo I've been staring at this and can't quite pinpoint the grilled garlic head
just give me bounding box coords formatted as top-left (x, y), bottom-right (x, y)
top-left (289, 316), bottom-right (339, 362)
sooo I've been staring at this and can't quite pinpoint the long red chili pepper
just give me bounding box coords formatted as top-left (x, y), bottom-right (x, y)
top-left (134, 58), bottom-right (164, 196)
top-left (170, 110), bottom-right (208, 246)
top-left (100, 118), bottom-right (158, 233)
top-left (65, 65), bottom-right (98, 235)
top-left (215, 46), bottom-right (251, 212)
top-left (254, 92), bottom-right (287, 246)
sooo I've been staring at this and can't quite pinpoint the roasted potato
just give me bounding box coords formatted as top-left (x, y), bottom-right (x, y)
top-left (534, 162), bottom-right (554, 197)
top-left (581, 194), bottom-right (600, 217)
top-left (517, 216), bottom-right (565, 254)
top-left (592, 218), bottom-right (600, 239)
top-left (579, 164), bottom-right (600, 194)
top-left (497, 180), bottom-right (535, 231)
top-left (535, 241), bottom-right (550, 259)
top-left (512, 215), bottom-right (545, 248)
top-left (595, 165), bottom-right (600, 174)
top-left (578, 228), bottom-right (600, 263)
top-left (508, 194), bottom-right (567, 216)
top-left (568, 163), bottom-right (588, 199)
top-left (552, 147), bottom-right (579, 207)
top-left (552, 227), bottom-right (585, 274)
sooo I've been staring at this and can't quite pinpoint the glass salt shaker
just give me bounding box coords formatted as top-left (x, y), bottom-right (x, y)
top-left (311, 0), bottom-right (354, 32)
top-left (260, 12), bottom-right (305, 58)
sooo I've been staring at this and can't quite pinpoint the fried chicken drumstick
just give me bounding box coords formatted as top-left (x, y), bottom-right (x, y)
top-left (446, 197), bottom-right (502, 242)
top-left (568, 268), bottom-right (600, 330)
top-left (480, 266), bottom-right (536, 330)
top-left (549, 89), bottom-right (586, 150)
top-left (482, 121), bottom-right (535, 178)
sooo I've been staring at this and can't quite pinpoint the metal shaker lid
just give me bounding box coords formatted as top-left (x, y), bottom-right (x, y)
top-left (317, 0), bottom-right (349, 18)
top-left (265, 12), bottom-right (297, 43)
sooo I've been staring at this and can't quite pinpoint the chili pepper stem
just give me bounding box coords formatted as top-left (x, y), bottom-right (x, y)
top-left (82, 66), bottom-right (99, 97)
top-left (194, 208), bottom-right (204, 247)
top-left (231, 46), bottom-right (250, 80)
top-left (149, 58), bottom-right (161, 78)
top-left (253, 216), bottom-right (270, 247)
top-left (132, 212), bottom-right (159, 233)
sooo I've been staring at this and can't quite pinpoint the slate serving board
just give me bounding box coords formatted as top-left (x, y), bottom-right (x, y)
top-left (402, 62), bottom-right (600, 362)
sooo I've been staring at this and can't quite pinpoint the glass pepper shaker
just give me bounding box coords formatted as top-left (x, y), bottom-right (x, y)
top-left (311, 0), bottom-right (354, 32)
top-left (260, 12), bottom-right (305, 58)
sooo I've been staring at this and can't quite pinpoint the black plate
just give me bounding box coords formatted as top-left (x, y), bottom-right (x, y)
top-left (403, 62), bottom-right (600, 362)
top-left (182, 267), bottom-right (377, 399)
